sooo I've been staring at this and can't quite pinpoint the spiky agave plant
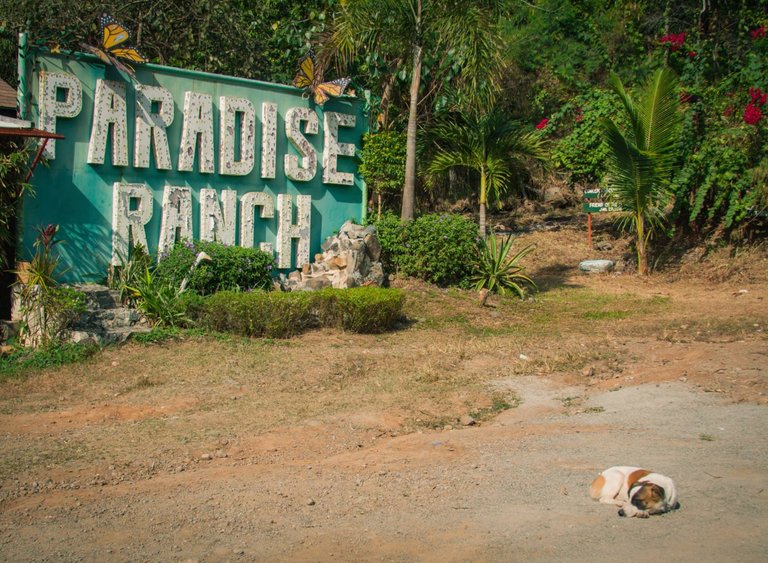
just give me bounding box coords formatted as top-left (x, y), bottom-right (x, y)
top-left (471, 234), bottom-right (536, 299)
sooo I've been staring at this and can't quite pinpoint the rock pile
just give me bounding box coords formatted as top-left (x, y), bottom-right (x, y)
top-left (279, 221), bottom-right (386, 291)
top-left (68, 285), bottom-right (151, 345)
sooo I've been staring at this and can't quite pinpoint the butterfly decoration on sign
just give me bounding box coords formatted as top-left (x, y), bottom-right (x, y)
top-left (80, 13), bottom-right (148, 77)
top-left (293, 48), bottom-right (353, 106)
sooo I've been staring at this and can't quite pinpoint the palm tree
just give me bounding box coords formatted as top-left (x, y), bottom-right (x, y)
top-left (601, 68), bottom-right (683, 275)
top-left (331, 0), bottom-right (506, 222)
top-left (427, 108), bottom-right (548, 237)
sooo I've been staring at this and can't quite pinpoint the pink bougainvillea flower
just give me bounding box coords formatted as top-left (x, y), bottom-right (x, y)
top-left (536, 118), bottom-right (549, 130)
top-left (750, 25), bottom-right (766, 40)
top-left (688, 50), bottom-right (696, 58)
top-left (743, 102), bottom-right (763, 125)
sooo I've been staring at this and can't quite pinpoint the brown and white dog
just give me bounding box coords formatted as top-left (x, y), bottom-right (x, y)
top-left (589, 466), bottom-right (679, 518)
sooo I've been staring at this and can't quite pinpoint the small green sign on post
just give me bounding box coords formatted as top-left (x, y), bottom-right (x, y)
top-left (582, 188), bottom-right (622, 246)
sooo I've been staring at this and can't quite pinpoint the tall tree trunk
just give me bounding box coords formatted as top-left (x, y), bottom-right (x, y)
top-left (401, 0), bottom-right (422, 223)
top-left (636, 212), bottom-right (648, 275)
top-left (479, 168), bottom-right (487, 237)
top-left (401, 43), bottom-right (422, 222)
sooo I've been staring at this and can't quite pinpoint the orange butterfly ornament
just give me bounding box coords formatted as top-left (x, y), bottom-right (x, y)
top-left (80, 13), bottom-right (148, 77)
top-left (293, 49), bottom-right (352, 106)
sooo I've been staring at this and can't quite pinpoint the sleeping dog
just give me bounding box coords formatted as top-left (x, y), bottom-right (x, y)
top-left (589, 466), bottom-right (679, 518)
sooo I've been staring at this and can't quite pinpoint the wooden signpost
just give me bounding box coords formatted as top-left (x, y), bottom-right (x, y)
top-left (582, 188), bottom-right (621, 246)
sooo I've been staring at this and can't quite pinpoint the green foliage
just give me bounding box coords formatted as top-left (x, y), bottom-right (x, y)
top-left (550, 88), bottom-right (624, 183)
top-left (427, 108), bottom-right (548, 235)
top-left (0, 0), bottom-right (335, 85)
top-left (125, 267), bottom-right (188, 328)
top-left (667, 27), bottom-right (768, 237)
top-left (601, 68), bottom-right (683, 274)
top-left (359, 131), bottom-right (406, 218)
top-left (312, 287), bottom-right (405, 333)
top-left (199, 291), bottom-right (313, 338)
top-left (108, 243), bottom-right (152, 305)
top-left (371, 213), bottom-right (479, 287)
top-left (0, 140), bottom-right (33, 268)
top-left (14, 225), bottom-right (85, 346)
top-left (399, 214), bottom-right (479, 287)
top-left (471, 235), bottom-right (536, 298)
top-left (359, 131), bottom-right (407, 195)
top-left (0, 342), bottom-right (99, 381)
top-left (198, 287), bottom-right (405, 337)
top-left (370, 211), bottom-right (408, 273)
top-left (155, 240), bottom-right (274, 295)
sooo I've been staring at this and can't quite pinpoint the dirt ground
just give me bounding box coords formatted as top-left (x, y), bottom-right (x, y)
top-left (1, 221), bottom-right (767, 562)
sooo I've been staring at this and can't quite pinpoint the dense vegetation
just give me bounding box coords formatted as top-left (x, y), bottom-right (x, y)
top-left (1, 0), bottom-right (766, 246)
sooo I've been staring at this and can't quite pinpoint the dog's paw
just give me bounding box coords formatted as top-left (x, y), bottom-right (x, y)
top-left (636, 510), bottom-right (650, 518)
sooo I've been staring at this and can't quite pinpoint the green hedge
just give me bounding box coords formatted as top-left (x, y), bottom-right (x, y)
top-left (372, 212), bottom-right (479, 287)
top-left (155, 240), bottom-right (274, 295)
top-left (196, 287), bottom-right (405, 338)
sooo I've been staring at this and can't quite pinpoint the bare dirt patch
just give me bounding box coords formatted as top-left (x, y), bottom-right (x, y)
top-left (1, 227), bottom-right (766, 561)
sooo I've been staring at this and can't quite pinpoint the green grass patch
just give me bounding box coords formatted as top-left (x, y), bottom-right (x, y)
top-left (582, 310), bottom-right (632, 320)
top-left (0, 343), bottom-right (100, 381)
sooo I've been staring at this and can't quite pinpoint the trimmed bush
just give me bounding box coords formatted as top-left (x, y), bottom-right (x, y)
top-left (199, 291), bottom-right (312, 338)
top-left (371, 212), bottom-right (478, 287)
top-left (155, 240), bottom-right (274, 295)
top-left (197, 287), bottom-right (405, 338)
top-left (370, 211), bottom-right (406, 274)
top-left (312, 287), bottom-right (405, 333)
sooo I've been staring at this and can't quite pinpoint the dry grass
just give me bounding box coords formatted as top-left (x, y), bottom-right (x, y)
top-left (1, 231), bottom-right (766, 495)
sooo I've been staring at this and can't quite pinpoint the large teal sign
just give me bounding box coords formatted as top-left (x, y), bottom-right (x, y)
top-left (19, 48), bottom-right (367, 282)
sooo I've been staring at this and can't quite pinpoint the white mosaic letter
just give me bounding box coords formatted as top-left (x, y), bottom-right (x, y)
top-left (87, 80), bottom-right (128, 166)
top-left (38, 71), bottom-right (82, 159)
top-left (240, 192), bottom-right (275, 253)
top-left (284, 107), bottom-right (318, 182)
top-left (276, 194), bottom-right (310, 269)
top-left (158, 185), bottom-right (193, 257)
top-left (111, 182), bottom-right (153, 265)
top-left (219, 96), bottom-right (255, 176)
top-left (134, 84), bottom-right (174, 169)
top-left (200, 188), bottom-right (237, 246)
top-left (178, 92), bottom-right (215, 173)
top-left (260, 102), bottom-right (277, 179)
top-left (323, 112), bottom-right (356, 185)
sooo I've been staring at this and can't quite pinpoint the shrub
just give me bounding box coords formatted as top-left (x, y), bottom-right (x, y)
top-left (399, 214), bottom-right (479, 286)
top-left (155, 240), bottom-right (274, 295)
top-left (199, 291), bottom-right (313, 338)
top-left (369, 212), bottom-right (478, 286)
top-left (369, 211), bottom-right (406, 274)
top-left (197, 287), bottom-right (405, 337)
top-left (312, 287), bottom-right (405, 333)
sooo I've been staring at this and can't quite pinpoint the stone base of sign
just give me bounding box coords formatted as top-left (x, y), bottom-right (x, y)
top-left (67, 285), bottom-right (151, 345)
top-left (579, 259), bottom-right (615, 274)
top-left (279, 221), bottom-right (386, 291)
